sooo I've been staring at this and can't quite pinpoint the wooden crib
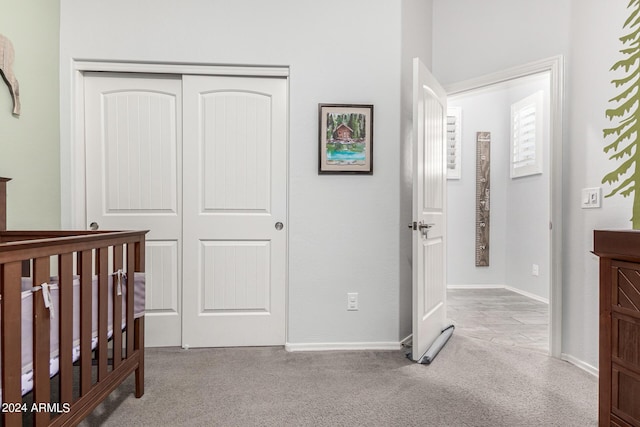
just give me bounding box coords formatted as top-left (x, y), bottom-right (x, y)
top-left (0, 178), bottom-right (147, 426)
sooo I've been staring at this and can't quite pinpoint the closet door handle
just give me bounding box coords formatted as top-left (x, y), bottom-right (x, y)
top-left (89, 222), bottom-right (99, 231)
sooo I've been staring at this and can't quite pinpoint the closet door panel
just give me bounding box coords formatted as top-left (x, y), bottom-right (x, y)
top-left (85, 73), bottom-right (183, 347)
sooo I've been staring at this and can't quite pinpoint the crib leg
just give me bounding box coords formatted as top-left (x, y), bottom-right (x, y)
top-left (134, 316), bottom-right (145, 398)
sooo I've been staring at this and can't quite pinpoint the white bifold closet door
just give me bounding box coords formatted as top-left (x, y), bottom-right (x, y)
top-left (85, 73), bottom-right (183, 347)
top-left (84, 72), bottom-right (287, 348)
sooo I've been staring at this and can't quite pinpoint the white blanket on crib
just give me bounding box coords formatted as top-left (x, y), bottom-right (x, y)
top-left (0, 272), bottom-right (145, 402)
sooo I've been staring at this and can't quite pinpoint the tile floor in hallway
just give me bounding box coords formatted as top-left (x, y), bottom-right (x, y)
top-left (446, 288), bottom-right (549, 354)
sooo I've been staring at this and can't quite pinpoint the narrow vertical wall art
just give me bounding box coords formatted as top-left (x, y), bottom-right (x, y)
top-left (603, 0), bottom-right (640, 228)
top-left (475, 132), bottom-right (490, 267)
top-left (0, 34), bottom-right (20, 115)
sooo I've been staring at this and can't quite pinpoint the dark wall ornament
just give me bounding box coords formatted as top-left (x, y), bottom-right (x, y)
top-left (603, 0), bottom-right (640, 228)
top-left (0, 34), bottom-right (20, 116)
top-left (475, 132), bottom-right (490, 267)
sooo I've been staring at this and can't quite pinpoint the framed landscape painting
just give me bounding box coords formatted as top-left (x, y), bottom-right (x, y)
top-left (318, 104), bottom-right (373, 174)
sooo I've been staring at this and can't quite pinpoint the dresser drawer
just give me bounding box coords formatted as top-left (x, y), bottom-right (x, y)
top-left (612, 367), bottom-right (640, 425)
top-left (613, 314), bottom-right (640, 369)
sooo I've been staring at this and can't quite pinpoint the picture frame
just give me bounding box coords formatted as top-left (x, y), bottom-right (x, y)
top-left (318, 104), bottom-right (374, 174)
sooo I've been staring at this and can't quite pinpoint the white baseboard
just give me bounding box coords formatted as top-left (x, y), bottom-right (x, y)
top-left (285, 342), bottom-right (402, 352)
top-left (447, 284), bottom-right (505, 289)
top-left (400, 334), bottom-right (413, 347)
top-left (447, 284), bottom-right (549, 304)
top-left (504, 286), bottom-right (549, 304)
top-left (561, 353), bottom-right (599, 377)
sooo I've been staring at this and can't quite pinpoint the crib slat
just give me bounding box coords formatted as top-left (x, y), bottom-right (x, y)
top-left (58, 253), bottom-right (74, 405)
top-left (112, 245), bottom-right (123, 367)
top-left (79, 250), bottom-right (92, 396)
top-left (126, 242), bottom-right (135, 357)
top-left (134, 238), bottom-right (145, 398)
top-left (33, 256), bottom-right (51, 426)
top-left (96, 248), bottom-right (108, 381)
top-left (1, 261), bottom-right (22, 427)
top-left (134, 317), bottom-right (145, 398)
top-left (0, 177), bottom-right (9, 231)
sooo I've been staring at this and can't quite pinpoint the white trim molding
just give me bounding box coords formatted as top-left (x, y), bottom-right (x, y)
top-left (447, 284), bottom-right (505, 290)
top-left (447, 284), bottom-right (549, 304)
top-left (400, 334), bottom-right (413, 347)
top-left (444, 55), bottom-right (564, 359)
top-left (285, 342), bottom-right (402, 352)
top-left (73, 60), bottom-right (290, 77)
top-left (504, 286), bottom-right (549, 304)
top-left (561, 353), bottom-right (599, 377)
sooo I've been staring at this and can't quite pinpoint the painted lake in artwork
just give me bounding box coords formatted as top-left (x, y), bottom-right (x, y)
top-left (326, 142), bottom-right (366, 165)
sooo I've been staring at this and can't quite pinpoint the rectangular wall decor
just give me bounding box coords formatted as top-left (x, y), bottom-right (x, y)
top-left (475, 132), bottom-right (491, 267)
top-left (318, 104), bottom-right (374, 174)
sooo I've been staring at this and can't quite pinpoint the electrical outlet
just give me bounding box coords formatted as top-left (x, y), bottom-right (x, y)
top-left (532, 264), bottom-right (539, 276)
top-left (347, 293), bottom-right (358, 311)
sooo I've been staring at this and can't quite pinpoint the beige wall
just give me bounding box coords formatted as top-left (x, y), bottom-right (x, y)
top-left (0, 0), bottom-right (60, 229)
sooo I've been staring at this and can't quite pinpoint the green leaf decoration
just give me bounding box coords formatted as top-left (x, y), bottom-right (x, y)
top-left (603, 154), bottom-right (636, 183)
top-left (620, 26), bottom-right (640, 43)
top-left (625, 3), bottom-right (640, 27)
top-left (603, 114), bottom-right (635, 136)
top-left (608, 80), bottom-right (639, 103)
top-left (605, 98), bottom-right (640, 122)
top-left (604, 0), bottom-right (640, 228)
top-left (604, 125), bottom-right (636, 153)
top-left (605, 174), bottom-right (636, 198)
top-left (609, 140), bottom-right (636, 160)
top-left (611, 67), bottom-right (640, 86)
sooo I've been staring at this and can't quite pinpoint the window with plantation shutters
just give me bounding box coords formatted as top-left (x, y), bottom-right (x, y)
top-left (511, 91), bottom-right (543, 178)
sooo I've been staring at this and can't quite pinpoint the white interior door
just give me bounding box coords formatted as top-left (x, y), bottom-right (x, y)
top-left (181, 75), bottom-right (287, 348)
top-left (411, 58), bottom-right (448, 361)
top-left (84, 73), bottom-right (183, 347)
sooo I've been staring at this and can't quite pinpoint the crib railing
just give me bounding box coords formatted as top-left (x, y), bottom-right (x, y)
top-left (0, 178), bottom-right (147, 426)
top-left (1, 230), bottom-right (147, 427)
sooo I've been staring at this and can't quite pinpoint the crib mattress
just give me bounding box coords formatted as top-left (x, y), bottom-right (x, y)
top-left (0, 272), bottom-right (145, 402)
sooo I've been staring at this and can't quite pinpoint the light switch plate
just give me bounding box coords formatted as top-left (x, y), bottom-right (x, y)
top-left (347, 292), bottom-right (358, 311)
top-left (581, 187), bottom-right (601, 209)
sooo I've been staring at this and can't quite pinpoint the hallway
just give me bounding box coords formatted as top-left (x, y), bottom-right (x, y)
top-left (447, 288), bottom-right (549, 353)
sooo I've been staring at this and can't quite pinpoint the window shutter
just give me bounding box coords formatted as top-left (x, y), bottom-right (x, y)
top-left (511, 91), bottom-right (544, 178)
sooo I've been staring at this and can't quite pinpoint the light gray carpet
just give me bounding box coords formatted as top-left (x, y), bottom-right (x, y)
top-left (81, 334), bottom-right (597, 426)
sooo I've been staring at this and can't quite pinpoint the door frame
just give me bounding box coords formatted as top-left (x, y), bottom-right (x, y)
top-left (67, 60), bottom-right (290, 345)
top-left (444, 55), bottom-right (564, 358)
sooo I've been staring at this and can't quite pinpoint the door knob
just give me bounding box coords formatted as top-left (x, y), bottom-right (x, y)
top-left (418, 222), bottom-right (434, 237)
top-left (89, 222), bottom-right (99, 231)
top-left (275, 222), bottom-right (284, 231)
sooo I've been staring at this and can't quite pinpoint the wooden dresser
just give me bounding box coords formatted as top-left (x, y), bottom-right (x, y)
top-left (594, 230), bottom-right (640, 427)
